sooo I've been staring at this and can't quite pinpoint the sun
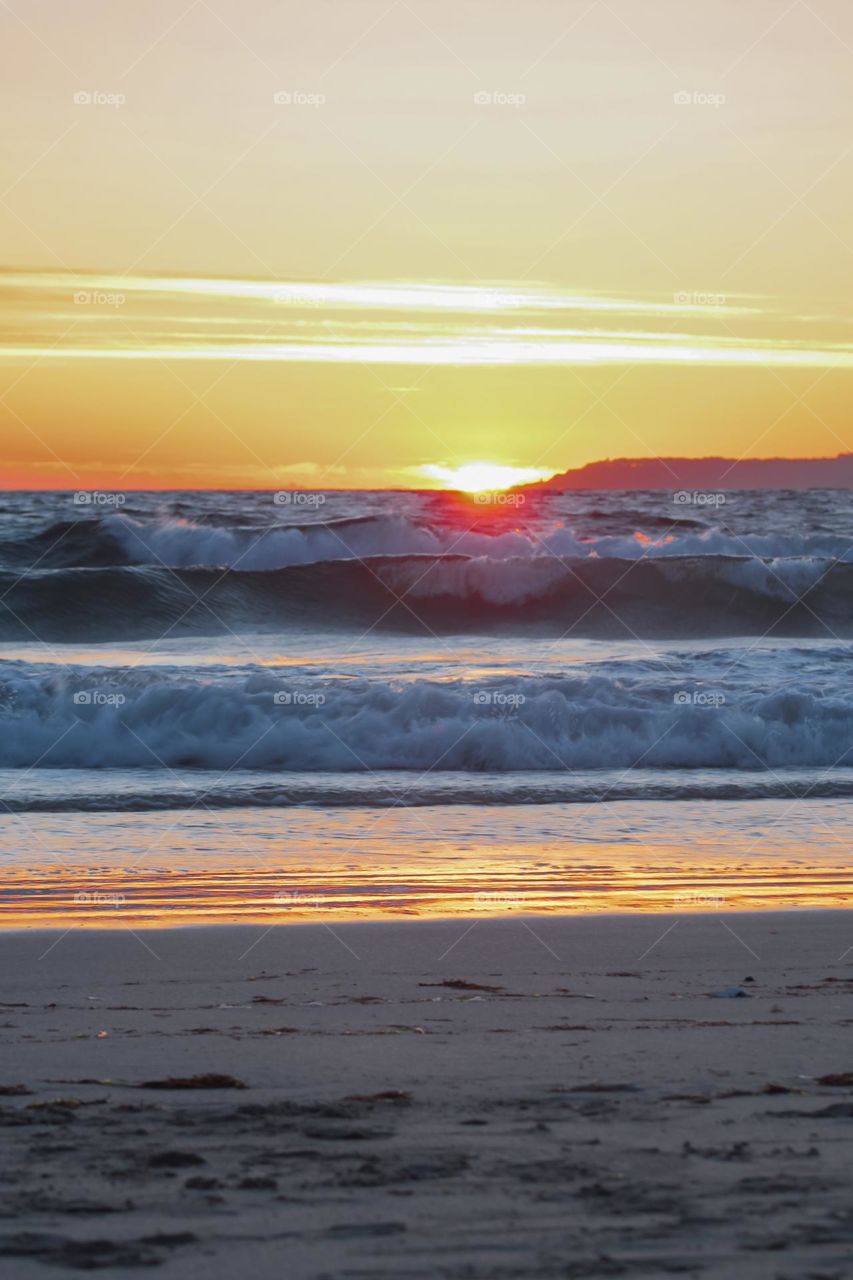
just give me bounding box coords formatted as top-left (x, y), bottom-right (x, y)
top-left (418, 462), bottom-right (555, 493)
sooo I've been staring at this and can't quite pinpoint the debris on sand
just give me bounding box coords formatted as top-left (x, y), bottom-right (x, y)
top-left (419, 979), bottom-right (505, 993)
top-left (136, 1074), bottom-right (247, 1090)
top-left (147, 1152), bottom-right (206, 1169)
top-left (560, 1083), bottom-right (641, 1094)
top-left (344, 1090), bottom-right (413, 1104)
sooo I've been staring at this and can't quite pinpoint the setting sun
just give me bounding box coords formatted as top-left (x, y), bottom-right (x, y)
top-left (418, 462), bottom-right (555, 492)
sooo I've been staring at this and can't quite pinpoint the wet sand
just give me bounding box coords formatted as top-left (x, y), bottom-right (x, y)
top-left (1, 912), bottom-right (852, 1277)
top-left (2, 798), bottom-right (852, 928)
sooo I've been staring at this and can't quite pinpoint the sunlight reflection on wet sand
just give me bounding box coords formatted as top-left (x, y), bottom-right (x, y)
top-left (2, 803), bottom-right (850, 929)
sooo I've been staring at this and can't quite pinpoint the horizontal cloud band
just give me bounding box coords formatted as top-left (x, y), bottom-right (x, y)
top-left (2, 271), bottom-right (852, 369)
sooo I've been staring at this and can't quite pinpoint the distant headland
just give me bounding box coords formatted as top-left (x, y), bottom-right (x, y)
top-left (523, 455), bottom-right (853, 491)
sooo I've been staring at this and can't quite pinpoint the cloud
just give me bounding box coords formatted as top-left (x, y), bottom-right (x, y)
top-left (1, 271), bottom-right (852, 370)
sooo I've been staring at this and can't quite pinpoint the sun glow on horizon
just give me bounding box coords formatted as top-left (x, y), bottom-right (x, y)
top-left (3, 272), bottom-right (853, 488)
top-left (417, 462), bottom-right (555, 492)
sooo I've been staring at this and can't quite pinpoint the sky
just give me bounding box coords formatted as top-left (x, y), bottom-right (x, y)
top-left (1, 0), bottom-right (852, 489)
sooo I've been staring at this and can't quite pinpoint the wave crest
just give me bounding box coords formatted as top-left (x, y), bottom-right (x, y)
top-left (4, 510), bottom-right (853, 571)
top-left (1, 552), bottom-right (850, 640)
top-left (2, 665), bottom-right (851, 771)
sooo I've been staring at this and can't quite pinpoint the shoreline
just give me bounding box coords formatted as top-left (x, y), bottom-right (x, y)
top-left (4, 793), bottom-right (852, 928)
top-left (4, 902), bottom-right (853, 936)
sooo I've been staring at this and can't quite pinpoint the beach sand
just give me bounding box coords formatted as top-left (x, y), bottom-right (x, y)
top-left (1, 911), bottom-right (852, 1277)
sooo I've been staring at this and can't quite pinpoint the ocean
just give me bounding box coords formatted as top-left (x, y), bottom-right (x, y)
top-left (1, 487), bottom-right (851, 926)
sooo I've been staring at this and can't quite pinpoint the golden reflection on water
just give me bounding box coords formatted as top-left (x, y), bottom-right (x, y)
top-left (2, 836), bottom-right (851, 929)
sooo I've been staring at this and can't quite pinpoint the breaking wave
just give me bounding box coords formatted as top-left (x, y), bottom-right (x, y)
top-left (4, 511), bottom-right (853, 572)
top-left (1, 664), bottom-right (851, 772)
top-left (1, 551), bottom-right (851, 640)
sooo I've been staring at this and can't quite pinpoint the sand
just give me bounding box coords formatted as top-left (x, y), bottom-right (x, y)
top-left (1, 911), bottom-right (852, 1278)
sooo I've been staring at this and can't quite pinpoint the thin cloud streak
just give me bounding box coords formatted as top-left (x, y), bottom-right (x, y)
top-left (2, 271), bottom-right (852, 369)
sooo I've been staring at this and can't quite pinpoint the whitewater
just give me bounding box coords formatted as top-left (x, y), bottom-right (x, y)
top-left (2, 486), bottom-right (851, 923)
top-left (0, 486), bottom-right (851, 805)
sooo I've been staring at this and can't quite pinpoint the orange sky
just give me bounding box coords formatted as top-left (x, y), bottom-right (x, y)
top-left (1, 0), bottom-right (852, 488)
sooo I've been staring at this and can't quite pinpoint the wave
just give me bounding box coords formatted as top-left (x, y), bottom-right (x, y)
top-left (5, 775), bottom-right (853, 812)
top-left (0, 512), bottom-right (412, 571)
top-left (4, 511), bottom-right (853, 572)
top-left (1, 666), bottom-right (851, 771)
top-left (583, 508), bottom-right (708, 531)
top-left (1, 552), bottom-right (851, 640)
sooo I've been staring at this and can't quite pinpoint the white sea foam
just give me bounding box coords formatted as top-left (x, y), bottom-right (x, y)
top-left (105, 513), bottom-right (853, 572)
top-left (2, 662), bottom-right (851, 772)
